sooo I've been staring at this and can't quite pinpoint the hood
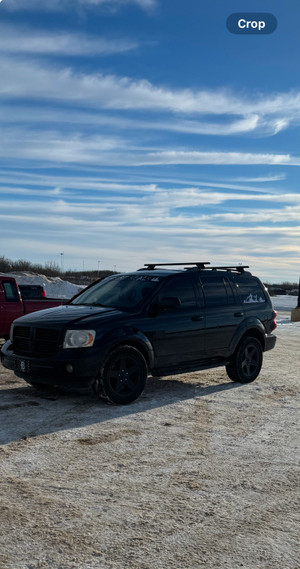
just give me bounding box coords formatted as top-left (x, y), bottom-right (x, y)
top-left (14, 304), bottom-right (126, 327)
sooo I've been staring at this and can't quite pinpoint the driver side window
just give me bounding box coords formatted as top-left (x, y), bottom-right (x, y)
top-left (158, 276), bottom-right (197, 308)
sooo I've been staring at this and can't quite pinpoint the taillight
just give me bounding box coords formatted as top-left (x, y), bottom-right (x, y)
top-left (272, 310), bottom-right (277, 330)
top-left (41, 289), bottom-right (46, 298)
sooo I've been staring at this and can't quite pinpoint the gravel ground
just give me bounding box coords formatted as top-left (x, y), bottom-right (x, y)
top-left (0, 312), bottom-right (299, 569)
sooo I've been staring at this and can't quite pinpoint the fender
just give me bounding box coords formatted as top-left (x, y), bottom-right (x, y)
top-left (100, 325), bottom-right (155, 369)
top-left (229, 316), bottom-right (266, 354)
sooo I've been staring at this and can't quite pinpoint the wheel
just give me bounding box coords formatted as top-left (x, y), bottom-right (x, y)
top-left (96, 345), bottom-right (148, 404)
top-left (226, 337), bottom-right (263, 383)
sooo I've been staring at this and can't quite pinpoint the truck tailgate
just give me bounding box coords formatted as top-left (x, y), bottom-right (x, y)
top-left (23, 299), bottom-right (66, 314)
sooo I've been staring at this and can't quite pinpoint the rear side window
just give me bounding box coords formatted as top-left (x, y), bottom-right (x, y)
top-left (200, 276), bottom-right (235, 307)
top-left (3, 281), bottom-right (20, 302)
top-left (236, 279), bottom-right (266, 305)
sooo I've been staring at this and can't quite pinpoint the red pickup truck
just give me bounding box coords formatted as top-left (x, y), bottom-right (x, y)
top-left (0, 275), bottom-right (66, 338)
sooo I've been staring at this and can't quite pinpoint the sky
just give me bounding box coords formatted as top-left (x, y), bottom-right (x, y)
top-left (0, 0), bottom-right (299, 282)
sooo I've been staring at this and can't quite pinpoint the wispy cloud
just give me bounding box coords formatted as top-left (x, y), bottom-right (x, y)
top-left (1, 55), bottom-right (300, 122)
top-left (0, 52), bottom-right (299, 144)
top-left (0, 127), bottom-right (126, 164)
top-left (1, 167), bottom-right (299, 277)
top-left (136, 150), bottom-right (297, 166)
top-left (0, 26), bottom-right (139, 56)
top-left (0, 127), bottom-right (298, 167)
top-left (233, 174), bottom-right (287, 183)
top-left (2, 178), bottom-right (300, 229)
top-left (2, 209), bottom-right (299, 278)
top-left (0, 169), bottom-right (288, 198)
top-left (3, 0), bottom-right (157, 13)
top-left (0, 104), bottom-right (265, 137)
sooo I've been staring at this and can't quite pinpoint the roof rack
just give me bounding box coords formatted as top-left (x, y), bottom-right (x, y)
top-left (142, 262), bottom-right (211, 270)
top-left (141, 263), bottom-right (249, 274)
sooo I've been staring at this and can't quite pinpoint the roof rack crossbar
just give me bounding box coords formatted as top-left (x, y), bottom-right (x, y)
top-left (208, 265), bottom-right (249, 273)
top-left (143, 262), bottom-right (211, 270)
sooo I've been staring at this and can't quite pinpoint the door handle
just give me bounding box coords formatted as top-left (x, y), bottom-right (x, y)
top-left (192, 315), bottom-right (204, 321)
top-left (234, 312), bottom-right (244, 317)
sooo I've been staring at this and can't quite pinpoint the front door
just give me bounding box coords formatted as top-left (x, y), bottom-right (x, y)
top-left (144, 274), bottom-right (205, 368)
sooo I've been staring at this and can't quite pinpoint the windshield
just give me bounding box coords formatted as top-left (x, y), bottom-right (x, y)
top-left (71, 273), bottom-right (162, 310)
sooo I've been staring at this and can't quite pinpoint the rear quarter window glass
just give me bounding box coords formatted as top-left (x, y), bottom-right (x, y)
top-left (3, 281), bottom-right (20, 302)
top-left (236, 279), bottom-right (266, 305)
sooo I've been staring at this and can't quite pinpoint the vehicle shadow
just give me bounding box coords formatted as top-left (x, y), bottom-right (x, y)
top-left (0, 375), bottom-right (241, 445)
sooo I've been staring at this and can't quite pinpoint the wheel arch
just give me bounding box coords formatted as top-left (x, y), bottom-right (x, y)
top-left (230, 319), bottom-right (266, 355)
top-left (239, 328), bottom-right (265, 350)
top-left (108, 337), bottom-right (154, 371)
top-left (99, 326), bottom-right (155, 371)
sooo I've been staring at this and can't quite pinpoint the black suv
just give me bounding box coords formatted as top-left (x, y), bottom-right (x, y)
top-left (1, 263), bottom-right (277, 404)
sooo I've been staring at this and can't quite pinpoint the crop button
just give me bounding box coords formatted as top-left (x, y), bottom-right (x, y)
top-left (227, 13), bottom-right (277, 35)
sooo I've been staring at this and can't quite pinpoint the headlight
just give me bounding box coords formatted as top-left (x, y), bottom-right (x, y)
top-left (63, 329), bottom-right (96, 349)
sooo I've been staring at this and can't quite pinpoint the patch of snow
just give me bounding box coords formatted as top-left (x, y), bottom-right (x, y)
top-left (276, 317), bottom-right (300, 336)
top-left (7, 272), bottom-right (86, 299)
top-left (271, 295), bottom-right (298, 311)
top-left (270, 296), bottom-right (300, 337)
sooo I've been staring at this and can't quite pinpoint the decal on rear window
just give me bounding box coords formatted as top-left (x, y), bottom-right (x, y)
top-left (243, 293), bottom-right (265, 304)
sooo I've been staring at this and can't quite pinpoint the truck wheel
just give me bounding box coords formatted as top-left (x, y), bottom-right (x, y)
top-left (96, 345), bottom-right (148, 404)
top-left (226, 337), bottom-right (263, 383)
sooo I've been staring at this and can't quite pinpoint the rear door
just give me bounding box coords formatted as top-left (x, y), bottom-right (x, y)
top-left (198, 274), bottom-right (241, 355)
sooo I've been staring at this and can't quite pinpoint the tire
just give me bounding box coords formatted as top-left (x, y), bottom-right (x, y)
top-left (226, 337), bottom-right (263, 383)
top-left (96, 345), bottom-right (148, 404)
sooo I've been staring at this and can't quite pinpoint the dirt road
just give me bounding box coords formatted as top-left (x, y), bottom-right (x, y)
top-left (0, 317), bottom-right (299, 569)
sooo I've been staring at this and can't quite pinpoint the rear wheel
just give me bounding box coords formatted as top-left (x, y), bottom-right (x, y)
top-left (95, 345), bottom-right (148, 404)
top-left (226, 337), bottom-right (263, 383)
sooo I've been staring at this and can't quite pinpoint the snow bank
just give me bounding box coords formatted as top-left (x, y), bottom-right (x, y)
top-left (271, 295), bottom-right (298, 311)
top-left (7, 273), bottom-right (86, 299)
top-left (269, 296), bottom-right (300, 335)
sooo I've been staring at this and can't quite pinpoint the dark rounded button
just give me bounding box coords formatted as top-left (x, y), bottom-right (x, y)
top-left (227, 13), bottom-right (277, 35)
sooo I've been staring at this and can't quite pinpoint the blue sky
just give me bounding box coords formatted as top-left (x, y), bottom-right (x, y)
top-left (0, 0), bottom-right (299, 282)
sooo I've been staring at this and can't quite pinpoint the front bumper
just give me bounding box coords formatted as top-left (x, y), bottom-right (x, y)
top-left (0, 340), bottom-right (105, 388)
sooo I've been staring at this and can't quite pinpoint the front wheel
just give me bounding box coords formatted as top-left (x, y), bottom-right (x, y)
top-left (95, 345), bottom-right (148, 404)
top-left (226, 337), bottom-right (263, 383)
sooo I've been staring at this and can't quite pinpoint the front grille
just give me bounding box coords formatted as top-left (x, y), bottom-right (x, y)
top-left (13, 326), bottom-right (31, 352)
top-left (13, 326), bottom-right (61, 356)
top-left (35, 328), bottom-right (61, 354)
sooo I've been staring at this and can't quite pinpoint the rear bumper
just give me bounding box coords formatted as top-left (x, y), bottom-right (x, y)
top-left (1, 340), bottom-right (104, 388)
top-left (264, 334), bottom-right (277, 352)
